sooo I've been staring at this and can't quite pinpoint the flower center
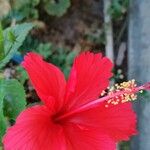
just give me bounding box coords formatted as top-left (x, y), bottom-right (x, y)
top-left (103, 80), bottom-right (139, 107)
top-left (52, 111), bottom-right (66, 124)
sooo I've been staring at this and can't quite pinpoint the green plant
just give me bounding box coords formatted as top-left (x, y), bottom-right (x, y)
top-left (15, 66), bottom-right (28, 84)
top-left (119, 141), bottom-right (130, 150)
top-left (0, 23), bottom-right (33, 69)
top-left (11, 0), bottom-right (40, 20)
top-left (0, 79), bottom-right (26, 144)
top-left (43, 0), bottom-right (71, 17)
top-left (109, 0), bottom-right (129, 20)
top-left (35, 43), bottom-right (53, 59)
top-left (0, 23), bottom-right (4, 60)
top-left (85, 28), bottom-right (105, 45)
top-left (7, 0), bottom-right (71, 22)
top-left (0, 23), bottom-right (33, 145)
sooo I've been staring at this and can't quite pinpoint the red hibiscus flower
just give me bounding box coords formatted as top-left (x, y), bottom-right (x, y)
top-left (3, 52), bottom-right (149, 150)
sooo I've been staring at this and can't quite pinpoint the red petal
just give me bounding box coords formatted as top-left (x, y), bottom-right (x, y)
top-left (64, 52), bottom-right (113, 110)
top-left (68, 102), bottom-right (137, 142)
top-left (22, 52), bottom-right (66, 111)
top-left (3, 106), bottom-right (66, 150)
top-left (63, 122), bottom-right (116, 150)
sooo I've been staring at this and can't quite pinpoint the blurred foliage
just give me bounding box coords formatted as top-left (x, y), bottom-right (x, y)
top-left (0, 85), bottom-right (6, 144)
top-left (10, 0), bottom-right (40, 20)
top-left (0, 79), bottom-right (26, 144)
top-left (43, 0), bottom-right (70, 17)
top-left (3, 79), bottom-right (26, 120)
top-left (0, 23), bottom-right (4, 60)
top-left (0, 0), bottom-right (71, 23)
top-left (0, 23), bottom-right (33, 69)
top-left (119, 141), bottom-right (130, 150)
top-left (20, 35), bottom-right (78, 78)
top-left (109, 0), bottom-right (129, 20)
top-left (15, 66), bottom-right (28, 85)
top-left (35, 43), bottom-right (53, 59)
top-left (0, 0), bottom-right (11, 19)
top-left (85, 28), bottom-right (105, 45)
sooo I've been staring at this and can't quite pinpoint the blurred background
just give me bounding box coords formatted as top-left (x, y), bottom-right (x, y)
top-left (0, 0), bottom-right (150, 150)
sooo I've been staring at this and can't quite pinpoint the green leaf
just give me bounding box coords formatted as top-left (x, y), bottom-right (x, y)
top-left (109, 0), bottom-right (129, 20)
top-left (35, 43), bottom-right (52, 59)
top-left (8, 30), bottom-right (16, 43)
top-left (0, 106), bottom-right (6, 144)
top-left (0, 23), bottom-right (34, 69)
top-left (13, 0), bottom-right (40, 9)
top-left (44, 0), bottom-right (70, 17)
top-left (3, 79), bottom-right (26, 120)
top-left (16, 66), bottom-right (28, 84)
top-left (66, 50), bottom-right (77, 65)
top-left (0, 79), bottom-right (26, 143)
top-left (0, 81), bottom-right (6, 143)
top-left (0, 23), bottom-right (4, 61)
top-left (12, 0), bottom-right (40, 20)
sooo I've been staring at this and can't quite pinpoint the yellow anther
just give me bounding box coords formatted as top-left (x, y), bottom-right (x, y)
top-left (101, 90), bottom-right (106, 96)
top-left (105, 80), bottom-right (138, 107)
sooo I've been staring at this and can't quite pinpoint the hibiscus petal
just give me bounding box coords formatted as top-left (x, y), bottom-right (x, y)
top-left (65, 52), bottom-right (113, 110)
top-left (68, 102), bottom-right (137, 142)
top-left (22, 52), bottom-right (66, 111)
top-left (63, 122), bottom-right (116, 150)
top-left (3, 105), bottom-right (66, 150)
